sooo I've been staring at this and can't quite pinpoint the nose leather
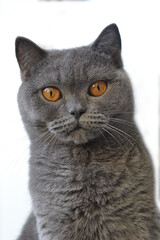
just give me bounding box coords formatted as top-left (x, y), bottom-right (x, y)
top-left (67, 97), bottom-right (86, 119)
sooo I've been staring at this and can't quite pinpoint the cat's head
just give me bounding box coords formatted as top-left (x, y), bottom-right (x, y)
top-left (16, 24), bottom-right (134, 145)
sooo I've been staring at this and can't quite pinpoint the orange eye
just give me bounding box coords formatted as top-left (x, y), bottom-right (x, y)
top-left (89, 80), bottom-right (107, 97)
top-left (42, 87), bottom-right (61, 102)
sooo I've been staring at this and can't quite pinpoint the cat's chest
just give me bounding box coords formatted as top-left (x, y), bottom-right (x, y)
top-left (30, 143), bottom-right (138, 238)
top-left (30, 143), bottom-right (128, 202)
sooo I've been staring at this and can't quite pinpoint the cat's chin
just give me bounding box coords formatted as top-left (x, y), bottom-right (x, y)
top-left (59, 128), bottom-right (97, 145)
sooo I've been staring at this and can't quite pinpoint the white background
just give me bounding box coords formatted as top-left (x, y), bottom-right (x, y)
top-left (0, 0), bottom-right (160, 239)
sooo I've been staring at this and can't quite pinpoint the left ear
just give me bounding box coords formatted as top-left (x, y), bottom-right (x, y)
top-left (15, 37), bottom-right (48, 78)
top-left (91, 24), bottom-right (122, 67)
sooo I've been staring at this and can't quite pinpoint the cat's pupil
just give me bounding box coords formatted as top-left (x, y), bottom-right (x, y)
top-left (50, 89), bottom-right (53, 97)
top-left (97, 83), bottom-right (100, 91)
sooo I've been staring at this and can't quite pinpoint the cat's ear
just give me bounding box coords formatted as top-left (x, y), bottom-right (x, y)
top-left (15, 37), bottom-right (47, 78)
top-left (92, 24), bottom-right (122, 67)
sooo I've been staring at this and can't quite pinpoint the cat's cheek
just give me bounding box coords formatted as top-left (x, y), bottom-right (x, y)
top-left (30, 98), bottom-right (60, 123)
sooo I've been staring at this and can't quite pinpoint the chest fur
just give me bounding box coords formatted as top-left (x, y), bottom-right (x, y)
top-left (29, 144), bottom-right (133, 210)
top-left (29, 144), bottom-right (156, 240)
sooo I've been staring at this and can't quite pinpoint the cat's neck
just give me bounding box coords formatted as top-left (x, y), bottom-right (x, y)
top-left (30, 134), bottom-right (134, 169)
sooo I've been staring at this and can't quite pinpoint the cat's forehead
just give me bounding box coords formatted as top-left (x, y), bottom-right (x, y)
top-left (37, 47), bottom-right (114, 86)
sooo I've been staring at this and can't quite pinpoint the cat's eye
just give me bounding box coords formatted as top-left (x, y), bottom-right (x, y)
top-left (89, 80), bottom-right (107, 97)
top-left (42, 87), bottom-right (61, 102)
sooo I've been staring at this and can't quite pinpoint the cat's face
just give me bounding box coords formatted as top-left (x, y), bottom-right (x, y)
top-left (16, 24), bottom-right (134, 145)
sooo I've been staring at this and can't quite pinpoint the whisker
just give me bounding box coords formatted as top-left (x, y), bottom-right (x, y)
top-left (108, 110), bottom-right (134, 114)
top-left (109, 118), bottom-right (135, 127)
top-left (45, 132), bottom-right (56, 148)
top-left (99, 129), bottom-right (110, 149)
top-left (108, 124), bottom-right (135, 141)
top-left (38, 133), bottom-right (57, 161)
top-left (41, 132), bottom-right (53, 145)
top-left (31, 130), bottom-right (51, 145)
top-left (101, 126), bottom-right (122, 147)
top-left (50, 134), bottom-right (58, 149)
top-left (23, 121), bottom-right (47, 127)
top-left (13, 131), bottom-right (51, 170)
top-left (106, 123), bottom-right (135, 148)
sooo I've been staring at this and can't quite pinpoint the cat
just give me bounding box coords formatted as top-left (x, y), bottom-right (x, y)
top-left (15, 23), bottom-right (160, 240)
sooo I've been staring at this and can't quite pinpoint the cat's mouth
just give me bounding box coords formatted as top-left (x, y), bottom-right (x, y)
top-left (47, 114), bottom-right (105, 144)
top-left (48, 121), bottom-right (95, 144)
top-left (65, 122), bottom-right (101, 144)
top-left (70, 123), bottom-right (81, 132)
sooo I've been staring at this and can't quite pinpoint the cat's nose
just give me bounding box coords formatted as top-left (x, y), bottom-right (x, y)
top-left (69, 107), bottom-right (86, 119)
top-left (67, 97), bottom-right (86, 119)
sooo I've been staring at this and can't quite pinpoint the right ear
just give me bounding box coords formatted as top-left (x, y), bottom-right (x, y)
top-left (91, 24), bottom-right (122, 67)
top-left (15, 37), bottom-right (48, 78)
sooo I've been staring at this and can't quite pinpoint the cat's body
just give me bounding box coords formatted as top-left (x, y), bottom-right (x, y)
top-left (16, 24), bottom-right (160, 240)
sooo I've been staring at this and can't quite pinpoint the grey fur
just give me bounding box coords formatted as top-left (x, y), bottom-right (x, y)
top-left (16, 24), bottom-right (160, 240)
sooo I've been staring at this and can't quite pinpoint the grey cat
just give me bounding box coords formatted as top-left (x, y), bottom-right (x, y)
top-left (15, 24), bottom-right (160, 240)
